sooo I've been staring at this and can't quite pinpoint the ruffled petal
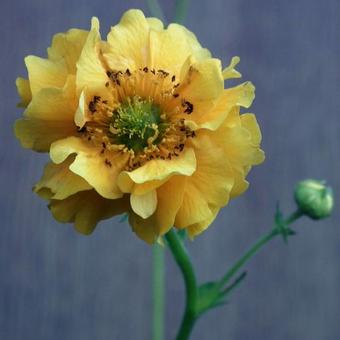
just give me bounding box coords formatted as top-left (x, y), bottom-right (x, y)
top-left (193, 81), bottom-right (255, 131)
top-left (50, 136), bottom-right (129, 199)
top-left (117, 147), bottom-right (196, 193)
top-left (222, 56), bottom-right (241, 80)
top-left (240, 113), bottom-right (263, 145)
top-left (206, 109), bottom-right (265, 199)
top-left (172, 58), bottom-right (224, 121)
top-left (16, 77), bottom-right (32, 107)
top-left (105, 9), bottom-right (150, 71)
top-left (76, 17), bottom-right (109, 97)
top-left (48, 28), bottom-right (89, 74)
top-left (186, 206), bottom-right (219, 238)
top-left (49, 190), bottom-right (129, 234)
top-left (129, 176), bottom-right (186, 243)
top-left (34, 157), bottom-right (92, 200)
top-left (175, 135), bottom-right (234, 228)
top-left (14, 119), bottom-right (76, 152)
top-left (14, 76), bottom-right (78, 152)
top-left (149, 23), bottom-right (210, 76)
top-left (25, 55), bottom-right (68, 95)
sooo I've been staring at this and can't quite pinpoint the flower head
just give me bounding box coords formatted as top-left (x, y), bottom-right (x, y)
top-left (15, 10), bottom-right (264, 243)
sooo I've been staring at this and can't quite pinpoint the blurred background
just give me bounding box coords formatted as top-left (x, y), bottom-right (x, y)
top-left (1, 0), bottom-right (339, 339)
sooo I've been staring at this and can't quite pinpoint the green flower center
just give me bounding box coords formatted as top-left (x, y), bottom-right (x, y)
top-left (109, 97), bottom-right (166, 152)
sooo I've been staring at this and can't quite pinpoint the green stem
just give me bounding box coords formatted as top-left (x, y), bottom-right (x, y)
top-left (165, 230), bottom-right (197, 340)
top-left (219, 210), bottom-right (303, 287)
top-left (152, 243), bottom-right (165, 340)
top-left (219, 229), bottom-right (278, 287)
top-left (147, 0), bottom-right (166, 22)
top-left (174, 0), bottom-right (190, 24)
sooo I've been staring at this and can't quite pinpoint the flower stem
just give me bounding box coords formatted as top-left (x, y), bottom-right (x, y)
top-left (219, 210), bottom-right (303, 288)
top-left (174, 0), bottom-right (190, 24)
top-left (165, 229), bottom-right (198, 340)
top-left (152, 243), bottom-right (165, 340)
top-left (147, 0), bottom-right (166, 22)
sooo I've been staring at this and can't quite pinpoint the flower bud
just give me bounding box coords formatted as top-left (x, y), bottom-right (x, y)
top-left (294, 179), bottom-right (334, 220)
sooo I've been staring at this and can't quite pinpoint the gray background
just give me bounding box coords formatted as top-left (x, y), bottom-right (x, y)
top-left (1, 0), bottom-right (339, 339)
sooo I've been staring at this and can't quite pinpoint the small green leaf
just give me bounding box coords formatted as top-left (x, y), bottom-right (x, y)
top-left (196, 271), bottom-right (247, 315)
top-left (196, 281), bottom-right (221, 315)
top-left (274, 203), bottom-right (296, 244)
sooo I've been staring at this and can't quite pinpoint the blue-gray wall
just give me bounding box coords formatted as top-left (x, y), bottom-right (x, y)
top-left (1, 0), bottom-right (339, 339)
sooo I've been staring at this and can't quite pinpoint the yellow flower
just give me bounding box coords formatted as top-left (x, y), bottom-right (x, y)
top-left (15, 9), bottom-right (264, 243)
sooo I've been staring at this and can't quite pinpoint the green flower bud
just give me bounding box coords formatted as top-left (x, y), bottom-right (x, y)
top-left (294, 179), bottom-right (334, 220)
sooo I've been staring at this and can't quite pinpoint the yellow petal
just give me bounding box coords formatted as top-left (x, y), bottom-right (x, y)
top-left (130, 190), bottom-right (157, 219)
top-left (149, 23), bottom-right (210, 76)
top-left (129, 176), bottom-right (186, 243)
top-left (117, 147), bottom-right (196, 193)
top-left (34, 157), bottom-right (92, 200)
top-left (14, 76), bottom-right (78, 152)
top-left (16, 77), bottom-right (32, 107)
top-left (105, 9), bottom-right (150, 71)
top-left (25, 55), bottom-right (68, 95)
top-left (174, 58), bottom-right (224, 121)
top-left (50, 136), bottom-right (129, 199)
top-left (195, 81), bottom-right (256, 131)
top-left (23, 76), bottom-right (77, 121)
top-left (241, 113), bottom-right (262, 145)
top-left (14, 119), bottom-right (76, 152)
top-left (146, 17), bottom-right (164, 31)
top-left (186, 206), bottom-right (219, 238)
top-left (175, 135), bottom-right (234, 228)
top-left (229, 167), bottom-right (249, 199)
top-left (48, 28), bottom-right (88, 74)
top-left (49, 190), bottom-right (129, 234)
top-left (76, 17), bottom-right (108, 97)
top-left (222, 56), bottom-right (241, 80)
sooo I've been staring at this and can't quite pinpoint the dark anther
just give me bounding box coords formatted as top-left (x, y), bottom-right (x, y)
top-left (171, 75), bottom-right (176, 82)
top-left (89, 101), bottom-right (96, 113)
top-left (151, 69), bottom-right (156, 75)
top-left (94, 96), bottom-right (101, 103)
top-left (126, 68), bottom-right (131, 76)
top-left (179, 143), bottom-right (185, 151)
top-left (182, 100), bottom-right (194, 114)
top-left (105, 82), bottom-right (109, 87)
top-left (102, 142), bottom-right (106, 149)
top-left (102, 100), bottom-right (108, 104)
top-left (105, 159), bottom-right (112, 167)
top-left (143, 67), bottom-right (149, 72)
top-left (174, 83), bottom-right (180, 88)
top-left (158, 69), bottom-right (169, 77)
top-left (173, 93), bottom-right (179, 98)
